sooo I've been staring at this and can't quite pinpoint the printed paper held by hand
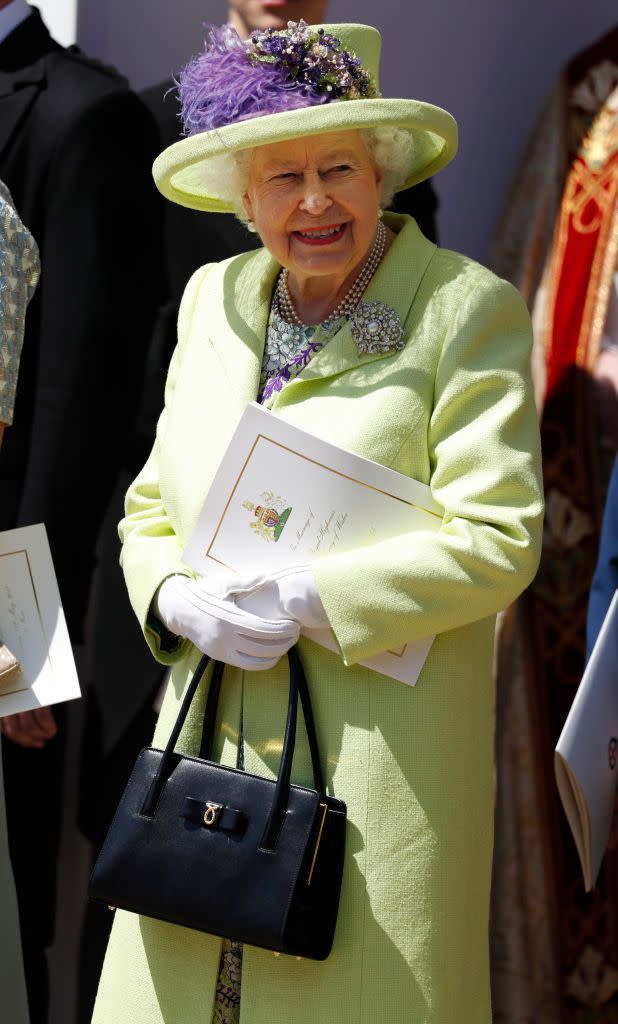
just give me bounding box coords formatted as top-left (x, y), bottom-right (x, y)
top-left (183, 403), bottom-right (442, 686)
top-left (0, 524), bottom-right (80, 718)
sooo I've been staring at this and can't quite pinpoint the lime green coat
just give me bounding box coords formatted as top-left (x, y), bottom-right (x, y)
top-left (93, 215), bottom-right (543, 1024)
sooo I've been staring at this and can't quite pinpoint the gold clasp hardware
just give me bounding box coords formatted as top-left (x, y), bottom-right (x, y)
top-left (203, 801), bottom-right (223, 828)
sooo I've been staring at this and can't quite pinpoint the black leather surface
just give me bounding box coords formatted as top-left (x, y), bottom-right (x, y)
top-left (91, 747), bottom-right (320, 947)
top-left (89, 649), bottom-right (347, 959)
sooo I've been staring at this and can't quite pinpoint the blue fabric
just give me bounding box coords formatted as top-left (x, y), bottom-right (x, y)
top-left (587, 455), bottom-right (618, 657)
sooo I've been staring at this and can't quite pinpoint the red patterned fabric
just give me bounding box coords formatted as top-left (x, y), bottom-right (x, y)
top-left (490, 26), bottom-right (618, 1023)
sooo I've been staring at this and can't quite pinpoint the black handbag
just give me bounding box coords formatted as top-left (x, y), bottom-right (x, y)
top-left (89, 646), bottom-right (347, 960)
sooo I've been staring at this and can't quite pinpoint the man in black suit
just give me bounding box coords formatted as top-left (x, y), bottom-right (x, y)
top-left (0, 3), bottom-right (161, 1020)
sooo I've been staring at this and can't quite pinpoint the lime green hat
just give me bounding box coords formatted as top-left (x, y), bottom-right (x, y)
top-left (153, 22), bottom-right (458, 213)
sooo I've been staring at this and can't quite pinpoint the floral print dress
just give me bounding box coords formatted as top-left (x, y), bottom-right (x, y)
top-left (0, 180), bottom-right (39, 425)
top-left (211, 297), bottom-right (342, 1024)
top-left (259, 304), bottom-right (343, 404)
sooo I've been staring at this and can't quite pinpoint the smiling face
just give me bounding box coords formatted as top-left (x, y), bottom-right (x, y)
top-left (243, 131), bottom-right (383, 291)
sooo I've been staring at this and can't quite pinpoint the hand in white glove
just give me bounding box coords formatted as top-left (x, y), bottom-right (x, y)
top-left (154, 574), bottom-right (300, 671)
top-left (210, 565), bottom-right (330, 631)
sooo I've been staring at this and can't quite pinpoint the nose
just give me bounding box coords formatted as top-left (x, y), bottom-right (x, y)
top-left (299, 173), bottom-right (333, 216)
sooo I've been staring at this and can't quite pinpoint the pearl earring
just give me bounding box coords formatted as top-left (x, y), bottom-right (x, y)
top-left (247, 220), bottom-right (257, 233)
top-left (378, 208), bottom-right (384, 218)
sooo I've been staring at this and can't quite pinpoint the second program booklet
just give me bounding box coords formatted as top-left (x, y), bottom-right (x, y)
top-left (555, 590), bottom-right (618, 891)
top-left (183, 403), bottom-right (443, 686)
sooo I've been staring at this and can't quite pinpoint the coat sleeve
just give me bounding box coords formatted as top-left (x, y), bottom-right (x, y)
top-left (118, 264), bottom-right (211, 664)
top-left (312, 274), bottom-right (544, 665)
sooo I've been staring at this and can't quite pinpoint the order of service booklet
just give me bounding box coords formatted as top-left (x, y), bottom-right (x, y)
top-left (555, 589), bottom-right (618, 891)
top-left (183, 403), bottom-right (444, 686)
top-left (0, 524), bottom-right (81, 718)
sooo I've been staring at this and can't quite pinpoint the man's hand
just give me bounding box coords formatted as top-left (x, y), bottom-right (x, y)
top-left (0, 707), bottom-right (57, 749)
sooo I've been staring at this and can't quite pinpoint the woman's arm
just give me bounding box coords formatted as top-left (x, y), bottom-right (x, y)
top-left (118, 264), bottom-right (212, 663)
top-left (313, 275), bottom-right (544, 665)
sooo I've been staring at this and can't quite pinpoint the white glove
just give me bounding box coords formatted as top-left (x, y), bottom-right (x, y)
top-left (211, 565), bottom-right (330, 631)
top-left (154, 574), bottom-right (300, 670)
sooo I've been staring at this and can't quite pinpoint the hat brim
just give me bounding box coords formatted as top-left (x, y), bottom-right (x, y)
top-left (152, 98), bottom-right (458, 213)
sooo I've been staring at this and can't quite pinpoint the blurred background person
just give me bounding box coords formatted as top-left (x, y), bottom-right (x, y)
top-left (490, 24), bottom-right (618, 1024)
top-left (76, 4), bottom-right (441, 1021)
top-left (0, 2), bottom-right (161, 1021)
top-left (0, 177), bottom-right (40, 1024)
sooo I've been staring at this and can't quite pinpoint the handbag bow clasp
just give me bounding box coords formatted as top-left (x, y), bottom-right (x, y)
top-left (203, 801), bottom-right (222, 827)
top-left (182, 796), bottom-right (246, 834)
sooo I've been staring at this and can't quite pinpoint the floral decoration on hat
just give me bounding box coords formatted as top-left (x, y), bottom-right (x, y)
top-left (178, 21), bottom-right (379, 136)
top-left (248, 22), bottom-right (378, 101)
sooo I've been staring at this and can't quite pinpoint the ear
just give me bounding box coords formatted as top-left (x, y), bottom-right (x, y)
top-left (373, 162), bottom-right (384, 189)
top-left (242, 191), bottom-right (254, 223)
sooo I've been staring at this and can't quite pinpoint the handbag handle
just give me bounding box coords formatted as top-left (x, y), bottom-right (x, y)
top-left (140, 646), bottom-right (326, 852)
top-left (199, 646), bottom-right (325, 799)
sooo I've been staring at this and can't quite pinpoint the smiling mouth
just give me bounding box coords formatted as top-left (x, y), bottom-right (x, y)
top-left (293, 224), bottom-right (347, 246)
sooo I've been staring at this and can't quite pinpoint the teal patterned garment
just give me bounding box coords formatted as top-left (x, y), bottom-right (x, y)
top-left (258, 299), bottom-right (343, 404)
top-left (213, 941), bottom-right (243, 1024)
top-left (0, 181), bottom-right (40, 425)
top-left (211, 293), bottom-right (339, 1024)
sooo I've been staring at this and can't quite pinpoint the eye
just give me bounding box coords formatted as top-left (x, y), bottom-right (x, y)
top-left (270, 172), bottom-right (297, 182)
top-left (328, 164), bottom-right (352, 174)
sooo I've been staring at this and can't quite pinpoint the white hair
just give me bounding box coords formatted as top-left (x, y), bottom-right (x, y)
top-left (199, 127), bottom-right (413, 225)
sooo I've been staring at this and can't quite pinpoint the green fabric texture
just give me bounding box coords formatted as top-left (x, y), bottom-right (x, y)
top-left (153, 24), bottom-right (458, 212)
top-left (95, 215), bottom-right (543, 1024)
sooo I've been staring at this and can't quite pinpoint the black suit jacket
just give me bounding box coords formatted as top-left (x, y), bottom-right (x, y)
top-left (81, 82), bottom-right (263, 766)
top-left (0, 9), bottom-right (162, 642)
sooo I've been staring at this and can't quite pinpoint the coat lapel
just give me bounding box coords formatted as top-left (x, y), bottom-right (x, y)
top-left (0, 66), bottom-right (45, 159)
top-left (271, 214), bottom-right (436, 406)
top-left (209, 246), bottom-right (279, 407)
top-left (209, 215), bottom-right (436, 410)
top-left (0, 11), bottom-right (52, 160)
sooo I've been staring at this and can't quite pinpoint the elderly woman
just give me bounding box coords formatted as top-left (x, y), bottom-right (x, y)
top-left (93, 22), bottom-right (543, 1024)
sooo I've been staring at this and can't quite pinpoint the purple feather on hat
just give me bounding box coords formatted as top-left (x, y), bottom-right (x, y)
top-left (177, 25), bottom-right (328, 136)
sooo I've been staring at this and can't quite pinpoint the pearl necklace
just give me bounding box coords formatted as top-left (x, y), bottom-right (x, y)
top-left (276, 220), bottom-right (387, 327)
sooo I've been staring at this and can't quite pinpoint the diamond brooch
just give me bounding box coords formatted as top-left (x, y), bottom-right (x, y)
top-left (349, 301), bottom-right (404, 355)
